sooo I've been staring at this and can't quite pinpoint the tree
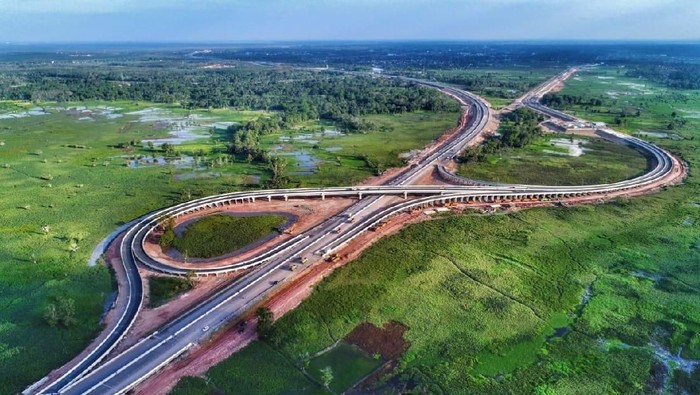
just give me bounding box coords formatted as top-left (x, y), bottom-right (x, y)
top-left (267, 156), bottom-right (289, 188)
top-left (44, 297), bottom-right (76, 328)
top-left (159, 228), bottom-right (176, 251)
top-left (57, 297), bottom-right (76, 327)
top-left (320, 366), bottom-right (334, 388)
top-left (43, 303), bottom-right (59, 327)
top-left (68, 240), bottom-right (80, 253)
top-left (256, 307), bottom-right (274, 338)
top-left (185, 271), bottom-right (196, 287)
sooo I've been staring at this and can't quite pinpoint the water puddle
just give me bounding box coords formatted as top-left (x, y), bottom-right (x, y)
top-left (632, 270), bottom-right (666, 284)
top-left (124, 155), bottom-right (201, 169)
top-left (324, 146), bottom-right (343, 152)
top-left (276, 150), bottom-right (321, 175)
top-left (546, 327), bottom-right (571, 341)
top-left (637, 131), bottom-right (682, 140)
top-left (278, 129), bottom-right (344, 146)
top-left (678, 109), bottom-right (700, 119)
top-left (0, 107), bottom-right (48, 119)
top-left (544, 138), bottom-right (588, 157)
top-left (599, 339), bottom-right (699, 392)
top-left (174, 171), bottom-right (222, 181)
top-left (127, 108), bottom-right (219, 146)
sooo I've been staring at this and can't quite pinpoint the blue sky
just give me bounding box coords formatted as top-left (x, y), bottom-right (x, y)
top-left (0, 0), bottom-right (698, 42)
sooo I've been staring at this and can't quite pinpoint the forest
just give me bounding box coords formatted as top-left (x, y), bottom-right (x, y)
top-left (625, 63), bottom-right (700, 90)
top-left (0, 66), bottom-right (457, 117)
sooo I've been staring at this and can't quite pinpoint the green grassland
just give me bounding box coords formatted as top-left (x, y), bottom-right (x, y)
top-left (173, 214), bottom-right (286, 259)
top-left (552, 67), bottom-right (699, 134)
top-left (305, 342), bottom-right (382, 393)
top-left (458, 134), bottom-right (651, 185)
top-left (171, 69), bottom-right (700, 394)
top-left (0, 100), bottom-right (458, 393)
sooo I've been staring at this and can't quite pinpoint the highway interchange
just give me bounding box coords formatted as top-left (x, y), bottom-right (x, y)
top-left (34, 67), bottom-right (684, 394)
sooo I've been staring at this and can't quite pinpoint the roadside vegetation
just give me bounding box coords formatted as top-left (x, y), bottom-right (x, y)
top-left (171, 67), bottom-right (700, 394)
top-left (148, 276), bottom-right (195, 308)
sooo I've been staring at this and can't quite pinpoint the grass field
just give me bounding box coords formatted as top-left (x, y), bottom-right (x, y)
top-left (306, 342), bottom-right (382, 393)
top-left (169, 341), bottom-right (324, 395)
top-left (458, 134), bottom-right (651, 185)
top-left (0, 99), bottom-right (458, 393)
top-left (170, 68), bottom-right (700, 394)
top-left (173, 214), bottom-right (287, 259)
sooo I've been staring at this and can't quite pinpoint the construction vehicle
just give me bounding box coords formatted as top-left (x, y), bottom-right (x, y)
top-left (289, 264), bottom-right (299, 271)
top-left (325, 253), bottom-right (342, 263)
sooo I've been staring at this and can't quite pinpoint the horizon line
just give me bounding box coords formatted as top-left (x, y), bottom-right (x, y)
top-left (2, 38), bottom-right (700, 46)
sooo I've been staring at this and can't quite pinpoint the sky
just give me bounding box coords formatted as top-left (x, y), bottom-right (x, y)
top-left (0, 0), bottom-right (698, 43)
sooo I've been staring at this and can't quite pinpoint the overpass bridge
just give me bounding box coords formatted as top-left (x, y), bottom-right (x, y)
top-left (35, 66), bottom-right (685, 395)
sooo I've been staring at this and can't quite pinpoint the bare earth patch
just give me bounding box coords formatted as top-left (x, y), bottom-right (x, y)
top-left (346, 321), bottom-right (411, 360)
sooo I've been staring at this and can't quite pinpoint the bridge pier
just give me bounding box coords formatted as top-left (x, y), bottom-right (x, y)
top-left (403, 191), bottom-right (408, 199)
top-left (358, 192), bottom-right (363, 199)
top-left (267, 195), bottom-right (272, 202)
top-left (283, 195), bottom-right (288, 202)
top-left (321, 193), bottom-right (325, 201)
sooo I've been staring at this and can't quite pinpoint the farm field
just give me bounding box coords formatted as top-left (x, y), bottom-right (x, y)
top-left (457, 134), bottom-right (650, 185)
top-left (170, 68), bottom-right (700, 394)
top-left (0, 99), bottom-right (458, 393)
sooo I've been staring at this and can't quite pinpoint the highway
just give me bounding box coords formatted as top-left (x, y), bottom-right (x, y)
top-left (34, 66), bottom-right (683, 395)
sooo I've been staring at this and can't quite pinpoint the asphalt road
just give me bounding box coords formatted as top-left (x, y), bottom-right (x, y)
top-left (36, 67), bottom-right (681, 395)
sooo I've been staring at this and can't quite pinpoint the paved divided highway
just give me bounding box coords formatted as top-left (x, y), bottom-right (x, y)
top-left (35, 67), bottom-right (682, 395)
